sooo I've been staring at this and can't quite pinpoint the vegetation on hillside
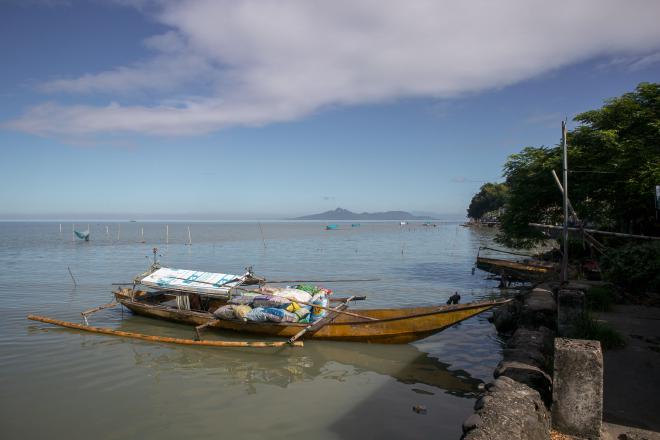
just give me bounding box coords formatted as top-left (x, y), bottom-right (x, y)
top-left (466, 182), bottom-right (508, 221)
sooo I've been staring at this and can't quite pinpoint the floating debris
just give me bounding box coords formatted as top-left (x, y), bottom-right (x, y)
top-left (412, 404), bottom-right (427, 415)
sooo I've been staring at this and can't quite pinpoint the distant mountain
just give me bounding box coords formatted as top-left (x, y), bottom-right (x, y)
top-left (292, 207), bottom-right (433, 220)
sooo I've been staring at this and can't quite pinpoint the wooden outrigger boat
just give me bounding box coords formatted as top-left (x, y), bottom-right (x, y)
top-left (113, 287), bottom-right (507, 344)
top-left (476, 256), bottom-right (558, 283)
top-left (29, 249), bottom-right (510, 347)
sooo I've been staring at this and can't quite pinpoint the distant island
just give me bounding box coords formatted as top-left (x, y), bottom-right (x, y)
top-left (292, 207), bottom-right (433, 220)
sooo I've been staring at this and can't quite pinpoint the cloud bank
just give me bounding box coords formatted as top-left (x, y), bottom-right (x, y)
top-left (6, 0), bottom-right (660, 136)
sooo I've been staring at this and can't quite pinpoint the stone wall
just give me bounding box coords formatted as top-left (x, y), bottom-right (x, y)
top-left (462, 285), bottom-right (557, 440)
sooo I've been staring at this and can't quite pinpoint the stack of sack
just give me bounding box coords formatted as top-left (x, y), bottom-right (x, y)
top-left (213, 284), bottom-right (332, 324)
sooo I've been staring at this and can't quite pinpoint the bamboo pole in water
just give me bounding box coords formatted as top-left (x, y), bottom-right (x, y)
top-left (258, 221), bottom-right (267, 249)
top-left (27, 315), bottom-right (303, 348)
top-left (67, 266), bottom-right (77, 287)
top-left (166, 224), bottom-right (169, 244)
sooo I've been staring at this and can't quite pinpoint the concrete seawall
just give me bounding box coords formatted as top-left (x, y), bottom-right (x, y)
top-left (462, 285), bottom-right (557, 439)
top-left (462, 282), bottom-right (610, 439)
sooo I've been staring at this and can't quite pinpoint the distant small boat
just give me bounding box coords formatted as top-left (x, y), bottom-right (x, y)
top-left (400, 221), bottom-right (407, 226)
top-left (74, 230), bottom-right (90, 241)
top-left (351, 223), bottom-right (361, 227)
top-left (326, 224), bottom-right (339, 230)
top-left (422, 222), bottom-right (437, 227)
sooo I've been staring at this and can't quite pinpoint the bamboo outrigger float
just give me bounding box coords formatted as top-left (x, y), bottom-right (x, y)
top-left (29, 249), bottom-right (510, 347)
top-left (27, 314), bottom-right (303, 347)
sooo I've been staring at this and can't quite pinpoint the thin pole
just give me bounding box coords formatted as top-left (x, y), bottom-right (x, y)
top-left (561, 120), bottom-right (569, 284)
top-left (117, 223), bottom-right (121, 241)
top-left (529, 223), bottom-right (660, 241)
top-left (67, 266), bottom-right (78, 287)
top-left (72, 224), bottom-right (75, 242)
top-left (166, 224), bottom-right (169, 244)
top-left (187, 226), bottom-right (192, 245)
top-left (59, 223), bottom-right (62, 233)
top-left (258, 221), bottom-right (267, 249)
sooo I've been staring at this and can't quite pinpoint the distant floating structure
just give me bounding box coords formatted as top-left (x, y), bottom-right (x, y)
top-left (351, 223), bottom-right (361, 227)
top-left (326, 224), bottom-right (339, 230)
top-left (400, 221), bottom-right (407, 226)
top-left (422, 222), bottom-right (437, 227)
top-left (74, 229), bottom-right (90, 241)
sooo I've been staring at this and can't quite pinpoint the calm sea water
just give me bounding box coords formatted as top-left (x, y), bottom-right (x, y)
top-left (0, 221), bottom-right (506, 439)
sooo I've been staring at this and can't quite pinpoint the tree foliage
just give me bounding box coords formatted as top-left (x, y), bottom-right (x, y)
top-left (495, 82), bottom-right (660, 248)
top-left (600, 243), bottom-right (660, 294)
top-left (467, 182), bottom-right (508, 220)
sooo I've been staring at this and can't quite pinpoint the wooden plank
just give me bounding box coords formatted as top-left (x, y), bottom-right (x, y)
top-left (81, 302), bottom-right (118, 316)
top-left (28, 314), bottom-right (303, 348)
top-left (288, 296), bottom-right (356, 344)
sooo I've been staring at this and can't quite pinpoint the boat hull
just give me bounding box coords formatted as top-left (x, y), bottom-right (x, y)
top-left (116, 294), bottom-right (506, 344)
top-left (476, 256), bottom-right (557, 282)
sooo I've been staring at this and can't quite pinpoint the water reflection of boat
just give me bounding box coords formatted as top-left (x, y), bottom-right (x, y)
top-left (118, 322), bottom-right (481, 397)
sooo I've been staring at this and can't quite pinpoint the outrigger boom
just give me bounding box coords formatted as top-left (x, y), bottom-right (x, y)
top-left (28, 314), bottom-right (304, 348)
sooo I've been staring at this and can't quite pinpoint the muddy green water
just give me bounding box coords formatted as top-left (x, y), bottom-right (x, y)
top-left (0, 221), bottom-right (506, 439)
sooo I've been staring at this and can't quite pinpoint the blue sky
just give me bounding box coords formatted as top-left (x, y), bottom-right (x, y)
top-left (1, 0), bottom-right (660, 220)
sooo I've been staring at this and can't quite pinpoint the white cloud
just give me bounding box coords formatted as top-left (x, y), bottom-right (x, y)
top-left (5, 0), bottom-right (660, 137)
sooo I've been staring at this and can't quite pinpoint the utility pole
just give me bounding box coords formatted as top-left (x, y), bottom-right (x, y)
top-left (561, 120), bottom-right (569, 284)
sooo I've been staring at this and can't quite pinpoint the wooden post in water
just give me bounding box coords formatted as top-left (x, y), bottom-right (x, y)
top-left (67, 266), bottom-right (78, 287)
top-left (59, 223), bottom-right (62, 233)
top-left (561, 120), bottom-right (569, 284)
top-left (258, 221), bottom-right (267, 249)
top-left (117, 223), bottom-right (121, 241)
top-left (187, 226), bottom-right (192, 245)
top-left (72, 224), bottom-right (75, 242)
top-left (166, 224), bottom-right (169, 244)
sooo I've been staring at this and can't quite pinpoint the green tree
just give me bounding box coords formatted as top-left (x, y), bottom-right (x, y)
top-left (467, 182), bottom-right (508, 220)
top-left (496, 82), bottom-right (660, 248)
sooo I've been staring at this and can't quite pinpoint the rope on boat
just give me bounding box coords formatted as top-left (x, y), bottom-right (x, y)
top-left (27, 315), bottom-right (304, 348)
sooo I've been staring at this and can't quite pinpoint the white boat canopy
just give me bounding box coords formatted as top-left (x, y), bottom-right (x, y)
top-left (140, 267), bottom-right (246, 296)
